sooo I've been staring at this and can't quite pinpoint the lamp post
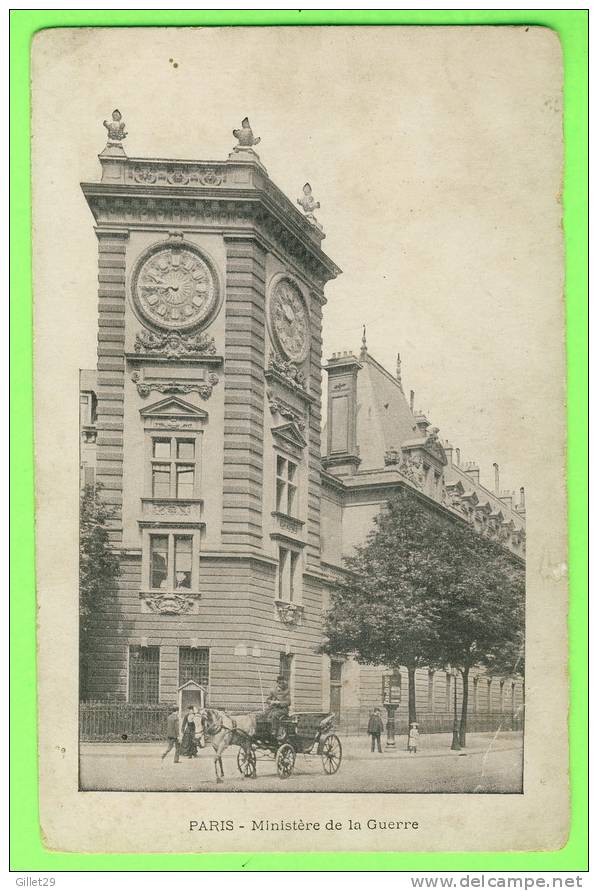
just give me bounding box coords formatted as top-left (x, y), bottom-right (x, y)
top-left (450, 666), bottom-right (461, 751)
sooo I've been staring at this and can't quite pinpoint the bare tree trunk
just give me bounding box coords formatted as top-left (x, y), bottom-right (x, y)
top-left (459, 666), bottom-right (469, 747)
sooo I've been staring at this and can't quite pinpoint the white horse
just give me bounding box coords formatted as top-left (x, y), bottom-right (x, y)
top-left (199, 707), bottom-right (258, 783)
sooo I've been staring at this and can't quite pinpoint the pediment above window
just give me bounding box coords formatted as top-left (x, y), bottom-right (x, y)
top-left (140, 395), bottom-right (209, 420)
top-left (272, 422), bottom-right (308, 451)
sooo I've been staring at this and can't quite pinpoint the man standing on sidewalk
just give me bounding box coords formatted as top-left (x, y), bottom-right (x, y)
top-left (367, 707), bottom-right (384, 753)
top-left (161, 706), bottom-right (180, 763)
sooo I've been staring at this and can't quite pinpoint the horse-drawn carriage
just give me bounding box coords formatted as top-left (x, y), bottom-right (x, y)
top-left (236, 711), bottom-right (343, 779)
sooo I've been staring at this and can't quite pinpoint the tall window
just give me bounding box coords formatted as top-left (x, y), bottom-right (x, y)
top-left (179, 647), bottom-right (209, 687)
top-left (279, 652), bottom-right (293, 688)
top-left (80, 391), bottom-right (97, 428)
top-left (129, 645), bottom-right (160, 703)
top-left (151, 437), bottom-right (196, 499)
top-left (277, 546), bottom-right (300, 602)
top-left (149, 533), bottom-right (193, 590)
top-left (275, 455), bottom-right (298, 516)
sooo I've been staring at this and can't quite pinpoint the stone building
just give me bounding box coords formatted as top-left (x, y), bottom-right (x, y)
top-left (80, 116), bottom-right (524, 732)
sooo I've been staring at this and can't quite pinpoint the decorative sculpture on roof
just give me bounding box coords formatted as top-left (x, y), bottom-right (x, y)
top-left (422, 426), bottom-right (447, 464)
top-left (103, 109), bottom-right (127, 144)
top-left (233, 117), bottom-right (261, 148)
top-left (360, 324), bottom-right (368, 360)
top-left (297, 183), bottom-right (323, 232)
top-left (396, 353), bottom-right (403, 392)
top-left (399, 455), bottom-right (426, 489)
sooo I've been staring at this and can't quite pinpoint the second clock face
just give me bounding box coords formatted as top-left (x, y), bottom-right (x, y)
top-left (270, 277), bottom-right (310, 363)
top-left (132, 244), bottom-right (218, 331)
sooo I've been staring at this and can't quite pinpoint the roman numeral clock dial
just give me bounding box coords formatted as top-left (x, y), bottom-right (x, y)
top-left (269, 277), bottom-right (310, 363)
top-left (132, 243), bottom-right (219, 331)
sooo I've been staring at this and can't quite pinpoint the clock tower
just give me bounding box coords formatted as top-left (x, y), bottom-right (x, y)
top-left (81, 115), bottom-right (340, 710)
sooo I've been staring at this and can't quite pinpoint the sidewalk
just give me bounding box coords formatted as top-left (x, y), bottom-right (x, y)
top-left (81, 730), bottom-right (522, 760)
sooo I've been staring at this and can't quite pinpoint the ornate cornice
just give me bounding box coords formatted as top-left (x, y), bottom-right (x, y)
top-left (81, 164), bottom-right (341, 284)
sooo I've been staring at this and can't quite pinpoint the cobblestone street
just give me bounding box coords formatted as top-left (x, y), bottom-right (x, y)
top-left (80, 731), bottom-right (523, 793)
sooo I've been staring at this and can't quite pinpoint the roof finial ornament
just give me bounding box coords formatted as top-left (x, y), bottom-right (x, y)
top-left (103, 109), bottom-right (127, 145)
top-left (396, 352), bottom-right (403, 392)
top-left (360, 324), bottom-right (368, 359)
top-left (232, 117), bottom-right (261, 149)
top-left (297, 183), bottom-right (323, 233)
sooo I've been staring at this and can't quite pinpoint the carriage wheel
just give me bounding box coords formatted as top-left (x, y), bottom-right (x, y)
top-left (237, 747), bottom-right (257, 778)
top-left (276, 743), bottom-right (295, 779)
top-left (321, 734), bottom-right (342, 775)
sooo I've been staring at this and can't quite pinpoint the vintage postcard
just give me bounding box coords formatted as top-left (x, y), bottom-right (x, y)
top-left (32, 25), bottom-right (568, 852)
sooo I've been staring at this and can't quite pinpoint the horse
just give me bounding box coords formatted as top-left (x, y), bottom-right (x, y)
top-left (199, 707), bottom-right (258, 783)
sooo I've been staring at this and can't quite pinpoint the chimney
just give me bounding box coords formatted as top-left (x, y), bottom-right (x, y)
top-left (455, 447), bottom-right (461, 465)
top-left (464, 461), bottom-right (480, 485)
top-left (444, 440), bottom-right (454, 464)
top-left (493, 462), bottom-right (500, 494)
top-left (409, 389), bottom-right (415, 413)
top-left (516, 486), bottom-right (526, 515)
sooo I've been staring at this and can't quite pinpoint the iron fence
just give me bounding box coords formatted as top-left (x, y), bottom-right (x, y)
top-left (335, 708), bottom-right (524, 737)
top-left (80, 701), bottom-right (523, 742)
top-left (80, 701), bottom-right (171, 741)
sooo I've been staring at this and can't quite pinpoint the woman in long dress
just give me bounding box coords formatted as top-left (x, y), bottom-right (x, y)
top-left (180, 706), bottom-right (198, 758)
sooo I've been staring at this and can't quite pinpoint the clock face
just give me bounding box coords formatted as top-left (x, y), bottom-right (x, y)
top-left (132, 244), bottom-right (218, 331)
top-left (270, 278), bottom-right (310, 363)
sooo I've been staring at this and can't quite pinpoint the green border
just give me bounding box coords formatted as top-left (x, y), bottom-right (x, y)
top-left (10, 8), bottom-right (588, 872)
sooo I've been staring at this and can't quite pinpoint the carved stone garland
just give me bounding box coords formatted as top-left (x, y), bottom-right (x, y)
top-left (266, 350), bottom-right (307, 392)
top-left (275, 601), bottom-right (304, 627)
top-left (134, 330), bottom-right (217, 359)
top-left (267, 389), bottom-right (307, 430)
top-left (131, 370), bottom-right (219, 400)
top-left (142, 593), bottom-right (198, 615)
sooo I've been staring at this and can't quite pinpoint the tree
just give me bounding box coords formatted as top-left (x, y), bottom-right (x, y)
top-left (79, 483), bottom-right (120, 699)
top-left (321, 488), bottom-right (525, 747)
top-left (432, 532), bottom-right (525, 745)
top-left (321, 489), bottom-right (464, 729)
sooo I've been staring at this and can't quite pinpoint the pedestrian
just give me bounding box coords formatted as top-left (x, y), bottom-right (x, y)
top-left (180, 705), bottom-right (199, 758)
top-left (408, 721), bottom-right (419, 754)
top-left (367, 707), bottom-right (384, 753)
top-left (161, 705), bottom-right (180, 763)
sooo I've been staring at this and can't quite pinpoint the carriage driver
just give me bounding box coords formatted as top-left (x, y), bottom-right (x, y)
top-left (263, 675), bottom-right (291, 738)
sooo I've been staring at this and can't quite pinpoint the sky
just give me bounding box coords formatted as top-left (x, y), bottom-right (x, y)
top-left (32, 25), bottom-right (564, 496)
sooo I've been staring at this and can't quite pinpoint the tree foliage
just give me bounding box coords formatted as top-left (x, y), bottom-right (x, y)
top-left (321, 488), bottom-right (525, 742)
top-left (79, 484), bottom-right (120, 696)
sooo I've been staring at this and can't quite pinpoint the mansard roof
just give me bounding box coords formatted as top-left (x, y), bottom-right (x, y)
top-left (352, 352), bottom-right (419, 471)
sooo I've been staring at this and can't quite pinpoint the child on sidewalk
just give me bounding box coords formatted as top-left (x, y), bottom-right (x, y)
top-left (407, 721), bottom-right (419, 753)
